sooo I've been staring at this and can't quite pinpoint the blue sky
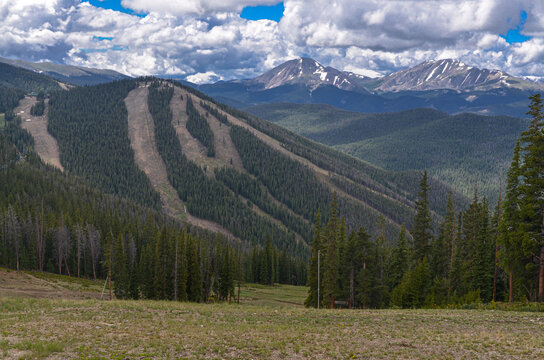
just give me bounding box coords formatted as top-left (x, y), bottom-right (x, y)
top-left (241, 3), bottom-right (284, 22)
top-left (501, 11), bottom-right (531, 44)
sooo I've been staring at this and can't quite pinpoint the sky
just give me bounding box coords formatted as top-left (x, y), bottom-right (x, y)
top-left (1, 0), bottom-right (543, 83)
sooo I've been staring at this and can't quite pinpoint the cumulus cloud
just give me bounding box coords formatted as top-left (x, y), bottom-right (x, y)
top-left (121, 0), bottom-right (280, 16)
top-left (0, 0), bottom-right (543, 81)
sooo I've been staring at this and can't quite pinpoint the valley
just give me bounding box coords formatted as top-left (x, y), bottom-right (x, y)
top-left (248, 103), bottom-right (528, 201)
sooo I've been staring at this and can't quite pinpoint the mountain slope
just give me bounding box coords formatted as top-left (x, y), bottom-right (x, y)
top-left (248, 102), bottom-right (527, 201)
top-left (0, 57), bottom-right (129, 86)
top-left (0, 62), bottom-right (62, 93)
top-left (375, 59), bottom-right (540, 92)
top-left (43, 78), bottom-right (468, 257)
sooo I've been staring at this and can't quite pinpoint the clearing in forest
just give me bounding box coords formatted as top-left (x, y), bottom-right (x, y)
top-left (124, 86), bottom-right (236, 238)
top-left (1, 292), bottom-right (543, 359)
top-left (16, 96), bottom-right (64, 171)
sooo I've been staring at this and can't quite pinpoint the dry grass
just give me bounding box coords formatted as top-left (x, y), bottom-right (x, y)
top-left (1, 275), bottom-right (543, 359)
top-left (0, 268), bottom-right (103, 300)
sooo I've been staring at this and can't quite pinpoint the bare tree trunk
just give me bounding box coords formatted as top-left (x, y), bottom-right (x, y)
top-left (64, 256), bottom-right (71, 277)
top-left (539, 245), bottom-right (544, 302)
top-left (509, 272), bottom-right (513, 303)
top-left (58, 247), bottom-right (63, 275)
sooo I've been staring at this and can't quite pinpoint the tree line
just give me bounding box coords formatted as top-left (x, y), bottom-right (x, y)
top-left (0, 133), bottom-right (305, 301)
top-left (306, 94), bottom-right (544, 307)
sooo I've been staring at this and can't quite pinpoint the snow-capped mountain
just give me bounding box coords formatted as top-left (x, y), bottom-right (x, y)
top-left (247, 57), bottom-right (369, 92)
top-left (375, 59), bottom-right (539, 92)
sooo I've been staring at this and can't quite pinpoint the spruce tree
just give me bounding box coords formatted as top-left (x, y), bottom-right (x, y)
top-left (323, 193), bottom-right (339, 308)
top-left (500, 140), bottom-right (523, 302)
top-left (389, 224), bottom-right (409, 290)
top-left (412, 171), bottom-right (433, 262)
top-left (153, 228), bottom-right (172, 300)
top-left (113, 234), bottom-right (129, 299)
top-left (305, 208), bottom-right (323, 308)
top-left (519, 93), bottom-right (544, 302)
top-left (187, 236), bottom-right (202, 302)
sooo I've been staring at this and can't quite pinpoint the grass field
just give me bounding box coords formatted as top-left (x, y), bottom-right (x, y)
top-left (1, 270), bottom-right (544, 359)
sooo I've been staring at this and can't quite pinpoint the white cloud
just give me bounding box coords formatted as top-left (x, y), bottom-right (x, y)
top-left (186, 71), bottom-right (222, 84)
top-left (0, 0), bottom-right (544, 81)
top-left (121, 0), bottom-right (280, 16)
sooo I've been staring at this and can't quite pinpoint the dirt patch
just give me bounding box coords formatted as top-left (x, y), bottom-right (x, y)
top-left (16, 96), bottom-right (64, 171)
top-left (125, 85), bottom-right (236, 239)
top-left (191, 97), bottom-right (244, 171)
top-left (0, 269), bottom-right (101, 300)
top-left (170, 87), bottom-right (225, 176)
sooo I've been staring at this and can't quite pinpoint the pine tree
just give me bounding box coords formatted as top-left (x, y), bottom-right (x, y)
top-left (176, 230), bottom-right (188, 301)
top-left (411, 171), bottom-right (433, 262)
top-left (113, 233), bottom-right (129, 299)
top-left (218, 245), bottom-right (235, 301)
top-left (355, 227), bottom-right (374, 308)
top-left (389, 224), bottom-right (409, 290)
top-left (519, 93), bottom-right (544, 302)
top-left (500, 140), bottom-right (523, 302)
top-left (154, 228), bottom-right (171, 300)
top-left (187, 235), bottom-right (202, 302)
top-left (323, 193), bottom-right (339, 308)
top-left (305, 208), bottom-right (323, 308)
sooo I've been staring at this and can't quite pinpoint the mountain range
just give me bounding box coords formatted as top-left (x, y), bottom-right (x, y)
top-left (197, 57), bottom-right (542, 118)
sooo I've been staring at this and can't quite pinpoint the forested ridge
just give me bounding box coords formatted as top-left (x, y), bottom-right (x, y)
top-left (0, 110), bottom-right (305, 302)
top-left (0, 62), bottom-right (62, 93)
top-left (147, 83), bottom-right (304, 257)
top-left (168, 80), bottom-right (463, 235)
top-left (47, 80), bottom-right (161, 209)
top-left (248, 102), bottom-right (527, 203)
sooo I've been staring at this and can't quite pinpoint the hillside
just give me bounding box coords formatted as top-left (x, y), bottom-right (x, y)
top-left (374, 59), bottom-right (541, 92)
top-left (0, 62), bottom-right (62, 93)
top-left (42, 78), bottom-right (469, 256)
top-left (0, 57), bottom-right (129, 86)
top-left (247, 103), bottom-right (528, 201)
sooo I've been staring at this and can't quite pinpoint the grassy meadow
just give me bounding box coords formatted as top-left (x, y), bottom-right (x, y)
top-left (1, 270), bottom-right (544, 359)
